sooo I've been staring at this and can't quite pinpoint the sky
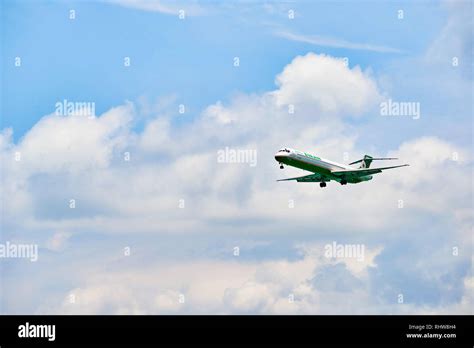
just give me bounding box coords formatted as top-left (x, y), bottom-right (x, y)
top-left (0, 0), bottom-right (472, 314)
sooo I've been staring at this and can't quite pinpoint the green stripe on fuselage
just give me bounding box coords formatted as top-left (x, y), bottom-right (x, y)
top-left (304, 152), bottom-right (320, 161)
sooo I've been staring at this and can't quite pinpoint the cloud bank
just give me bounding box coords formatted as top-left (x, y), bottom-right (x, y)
top-left (1, 53), bottom-right (472, 315)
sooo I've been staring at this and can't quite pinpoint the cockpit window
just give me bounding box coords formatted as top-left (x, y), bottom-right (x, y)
top-left (279, 148), bottom-right (291, 153)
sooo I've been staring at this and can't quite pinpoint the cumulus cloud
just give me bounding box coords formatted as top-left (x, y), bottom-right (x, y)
top-left (41, 244), bottom-right (379, 314)
top-left (271, 53), bottom-right (381, 116)
top-left (8, 103), bottom-right (132, 175)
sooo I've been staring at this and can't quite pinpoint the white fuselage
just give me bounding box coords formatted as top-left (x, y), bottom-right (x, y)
top-left (274, 148), bottom-right (353, 173)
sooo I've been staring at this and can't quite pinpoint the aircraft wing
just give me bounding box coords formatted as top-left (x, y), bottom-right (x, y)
top-left (331, 164), bottom-right (409, 177)
top-left (277, 173), bottom-right (324, 182)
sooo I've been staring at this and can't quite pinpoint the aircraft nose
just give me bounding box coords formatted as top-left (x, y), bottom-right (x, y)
top-left (274, 152), bottom-right (285, 161)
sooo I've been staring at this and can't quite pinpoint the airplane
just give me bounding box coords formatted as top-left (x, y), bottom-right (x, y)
top-left (274, 147), bottom-right (409, 188)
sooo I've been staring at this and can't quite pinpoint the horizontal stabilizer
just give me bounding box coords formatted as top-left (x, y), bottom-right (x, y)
top-left (349, 157), bottom-right (398, 165)
top-left (332, 164), bottom-right (409, 177)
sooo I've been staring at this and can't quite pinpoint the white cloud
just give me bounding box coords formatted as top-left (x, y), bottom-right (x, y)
top-left (106, 0), bottom-right (208, 16)
top-left (13, 103), bottom-right (132, 175)
top-left (276, 31), bottom-right (402, 53)
top-left (42, 244), bottom-right (380, 314)
top-left (40, 242), bottom-right (472, 315)
top-left (139, 117), bottom-right (171, 152)
top-left (203, 101), bottom-right (236, 125)
top-left (224, 282), bottom-right (274, 312)
top-left (271, 53), bottom-right (382, 116)
top-left (46, 231), bottom-right (72, 251)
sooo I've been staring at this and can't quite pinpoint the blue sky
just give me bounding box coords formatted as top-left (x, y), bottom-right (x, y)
top-left (0, 0), bottom-right (472, 314)
top-left (2, 1), bottom-right (451, 140)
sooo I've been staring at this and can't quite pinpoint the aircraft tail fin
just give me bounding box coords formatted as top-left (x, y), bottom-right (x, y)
top-left (349, 155), bottom-right (398, 168)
